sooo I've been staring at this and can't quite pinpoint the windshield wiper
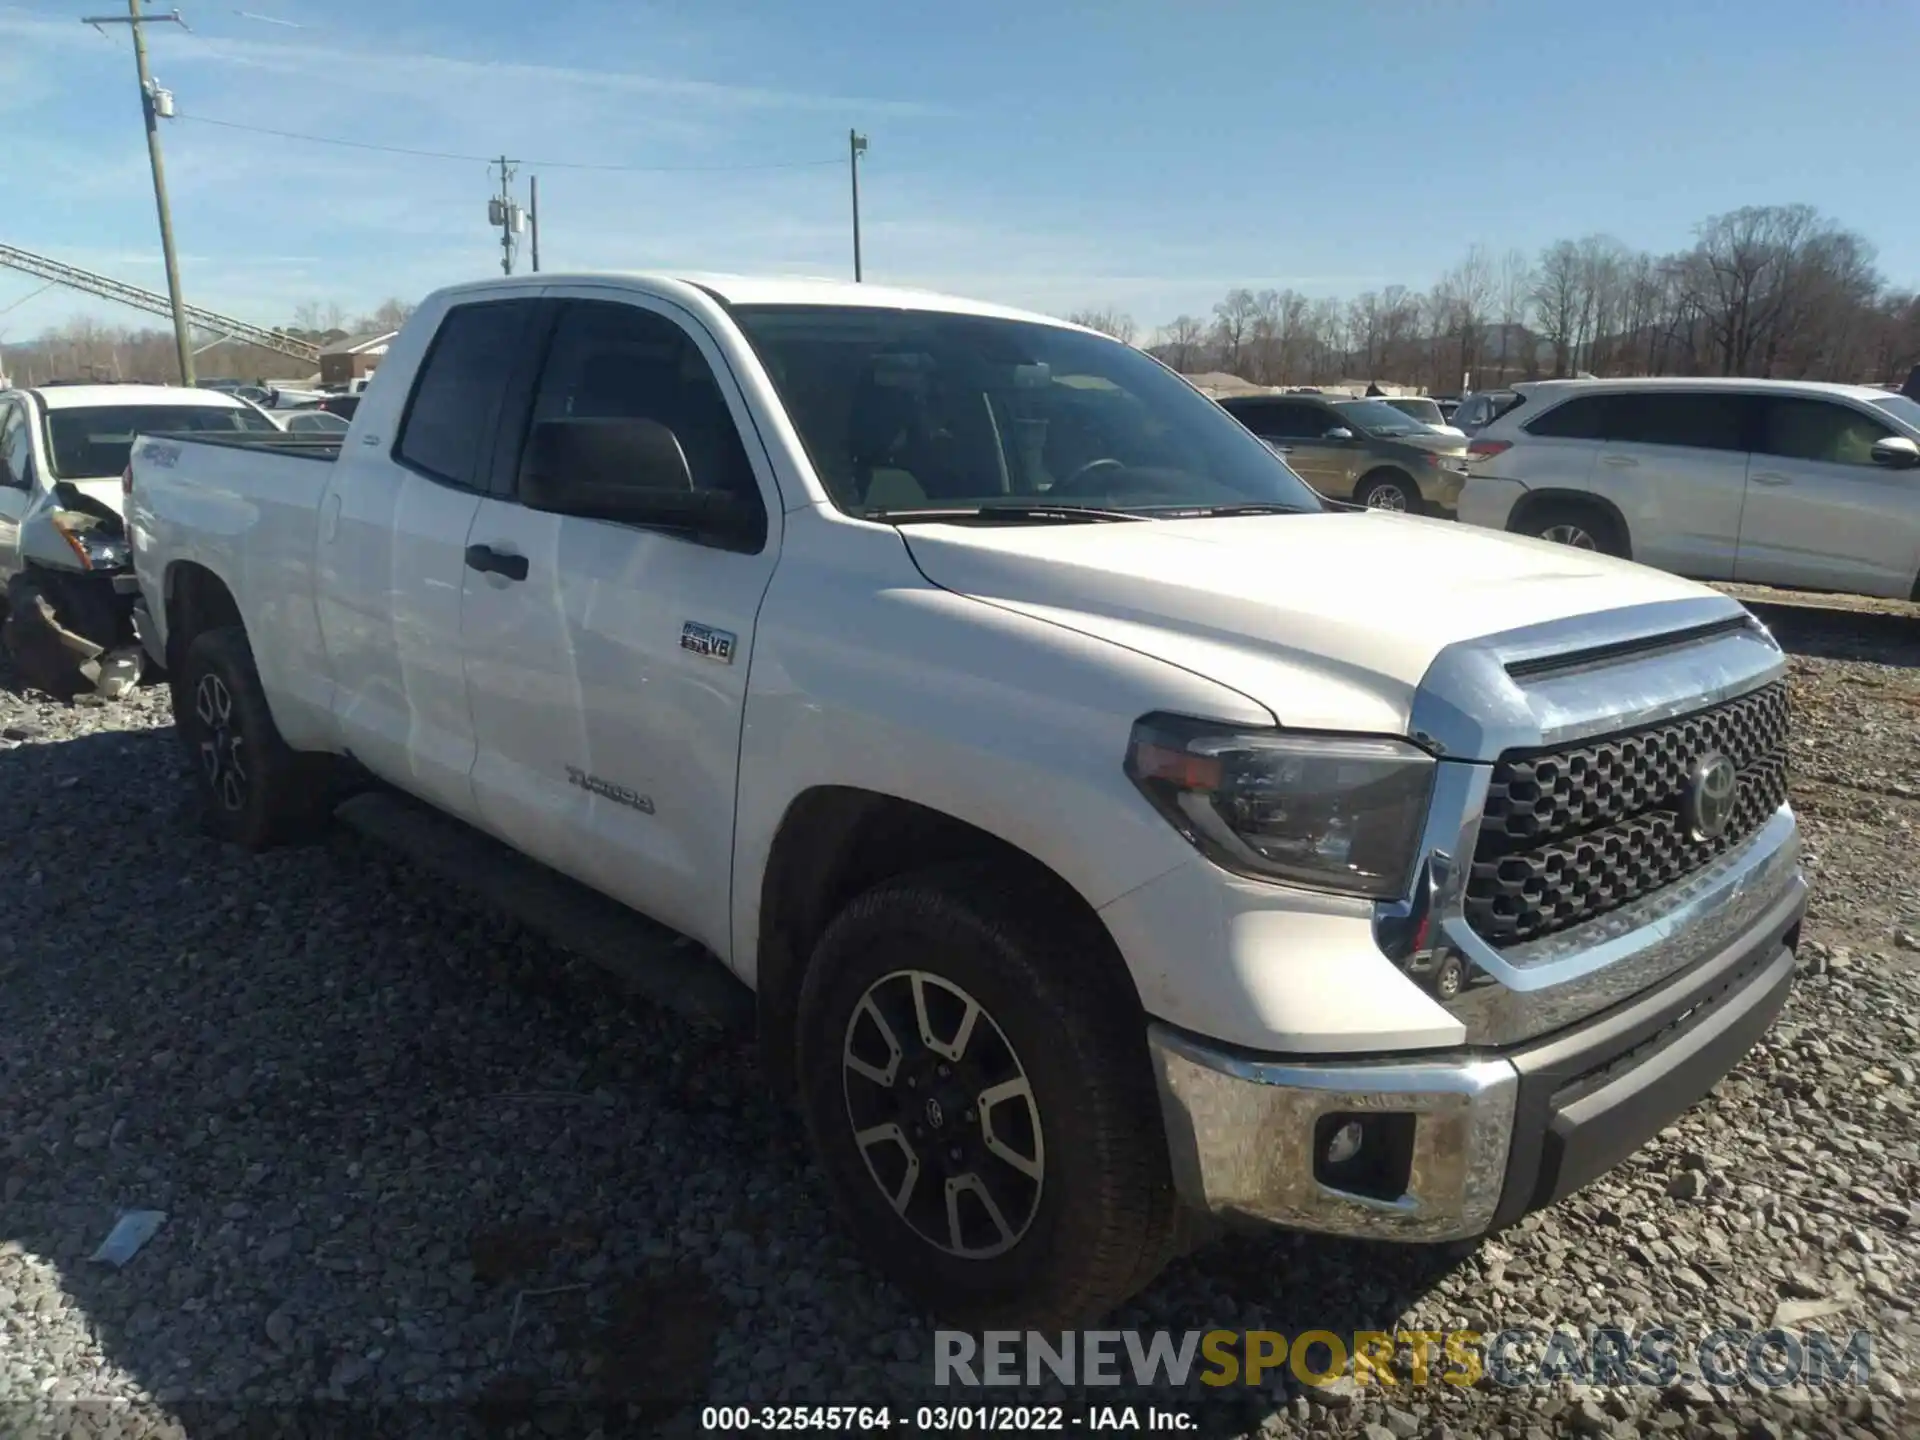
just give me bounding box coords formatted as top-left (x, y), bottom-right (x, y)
top-left (864, 504), bottom-right (1148, 524)
top-left (1140, 502), bottom-right (1316, 518)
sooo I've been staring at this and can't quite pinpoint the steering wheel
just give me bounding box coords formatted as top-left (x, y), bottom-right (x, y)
top-left (1048, 457), bottom-right (1128, 497)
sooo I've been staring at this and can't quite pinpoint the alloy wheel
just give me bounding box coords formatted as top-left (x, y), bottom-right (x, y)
top-left (1365, 486), bottom-right (1409, 512)
top-left (1540, 522), bottom-right (1599, 550)
top-left (841, 969), bottom-right (1045, 1260)
top-left (194, 673), bottom-right (248, 813)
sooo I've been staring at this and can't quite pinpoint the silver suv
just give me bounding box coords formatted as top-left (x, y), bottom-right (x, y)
top-left (1456, 377), bottom-right (1920, 601)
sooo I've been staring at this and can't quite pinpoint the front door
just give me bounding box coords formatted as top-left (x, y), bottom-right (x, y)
top-left (457, 289), bottom-right (783, 960)
top-left (1735, 395), bottom-right (1920, 598)
top-left (1234, 399), bottom-right (1355, 500)
top-left (0, 400), bottom-right (30, 584)
top-left (1586, 390), bottom-right (1752, 580)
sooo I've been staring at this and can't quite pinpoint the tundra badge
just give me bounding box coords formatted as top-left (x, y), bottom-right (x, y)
top-left (566, 766), bottom-right (655, 814)
top-left (680, 622), bottom-right (737, 664)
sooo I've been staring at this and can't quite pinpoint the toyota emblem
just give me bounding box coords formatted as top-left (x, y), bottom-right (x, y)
top-left (1683, 752), bottom-right (1738, 841)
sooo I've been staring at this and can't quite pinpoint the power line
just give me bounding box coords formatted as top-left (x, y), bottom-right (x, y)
top-left (173, 112), bottom-right (843, 172)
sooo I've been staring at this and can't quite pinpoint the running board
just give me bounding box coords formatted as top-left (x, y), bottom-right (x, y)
top-left (334, 789), bottom-right (753, 1029)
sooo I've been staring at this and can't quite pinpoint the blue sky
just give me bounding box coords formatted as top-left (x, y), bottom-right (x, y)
top-left (2, 0), bottom-right (1916, 341)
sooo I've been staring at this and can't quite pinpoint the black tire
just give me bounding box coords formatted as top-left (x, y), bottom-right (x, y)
top-left (1354, 470), bottom-right (1422, 515)
top-left (174, 625), bottom-right (337, 848)
top-left (1517, 501), bottom-right (1628, 558)
top-left (796, 861), bottom-right (1179, 1329)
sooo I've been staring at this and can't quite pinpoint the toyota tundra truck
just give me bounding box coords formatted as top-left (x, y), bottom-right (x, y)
top-left (125, 273), bottom-right (1806, 1327)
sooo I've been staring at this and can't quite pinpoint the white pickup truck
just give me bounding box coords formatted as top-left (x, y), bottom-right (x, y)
top-left (127, 273), bottom-right (1807, 1327)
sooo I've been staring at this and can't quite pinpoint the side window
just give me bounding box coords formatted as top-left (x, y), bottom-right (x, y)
top-left (0, 405), bottom-right (27, 487)
top-left (1270, 402), bottom-right (1328, 439)
top-left (524, 300), bottom-right (764, 512)
top-left (1221, 399), bottom-right (1279, 435)
top-left (1606, 392), bottom-right (1747, 452)
top-left (1524, 395), bottom-right (1610, 440)
top-left (1757, 399), bottom-right (1894, 468)
top-left (394, 301), bottom-right (535, 489)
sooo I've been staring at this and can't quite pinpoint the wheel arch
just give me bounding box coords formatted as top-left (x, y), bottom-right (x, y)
top-left (754, 785), bottom-right (1142, 1094)
top-left (1507, 488), bottom-right (1634, 559)
top-left (162, 561), bottom-right (244, 670)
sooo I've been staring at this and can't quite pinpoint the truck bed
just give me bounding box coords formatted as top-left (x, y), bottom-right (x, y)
top-left (140, 429), bottom-right (343, 462)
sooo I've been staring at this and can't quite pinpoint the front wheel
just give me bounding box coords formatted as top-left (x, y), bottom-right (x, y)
top-left (1355, 471), bottom-right (1422, 514)
top-left (796, 863), bottom-right (1178, 1328)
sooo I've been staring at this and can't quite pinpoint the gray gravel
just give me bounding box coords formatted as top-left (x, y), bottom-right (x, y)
top-left (1, 595), bottom-right (1917, 1439)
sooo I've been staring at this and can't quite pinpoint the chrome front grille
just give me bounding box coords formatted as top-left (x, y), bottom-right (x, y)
top-left (1463, 682), bottom-right (1791, 947)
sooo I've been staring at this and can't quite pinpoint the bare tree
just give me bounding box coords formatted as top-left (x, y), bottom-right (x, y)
top-left (1157, 315), bottom-right (1208, 373)
top-left (1211, 288), bottom-right (1260, 375)
top-left (1065, 307), bottom-right (1138, 345)
top-left (1492, 248), bottom-right (1534, 381)
top-left (1532, 241), bottom-right (1583, 377)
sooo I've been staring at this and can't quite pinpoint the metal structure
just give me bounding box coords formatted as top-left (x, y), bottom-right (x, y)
top-left (81, 1), bottom-right (196, 384)
top-left (488, 156), bottom-right (524, 276)
top-left (0, 242), bottom-right (322, 363)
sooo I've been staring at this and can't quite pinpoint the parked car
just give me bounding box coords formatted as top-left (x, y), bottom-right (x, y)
top-left (1217, 391), bottom-right (1471, 513)
top-left (1451, 390), bottom-right (1523, 435)
top-left (1378, 395), bottom-right (1467, 439)
top-left (0, 383), bottom-right (281, 697)
top-left (128, 272), bottom-right (1803, 1328)
top-left (279, 408), bottom-right (350, 435)
top-left (1457, 377), bottom-right (1920, 601)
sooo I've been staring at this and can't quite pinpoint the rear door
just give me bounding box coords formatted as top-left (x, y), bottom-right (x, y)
top-left (1736, 395), bottom-right (1920, 597)
top-left (1226, 398), bottom-right (1353, 498)
top-left (456, 289), bottom-right (782, 957)
top-left (312, 297), bottom-right (544, 819)
top-left (1584, 390), bottom-right (1751, 579)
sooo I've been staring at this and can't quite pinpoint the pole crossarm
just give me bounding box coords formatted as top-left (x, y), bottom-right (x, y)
top-left (0, 242), bottom-right (322, 364)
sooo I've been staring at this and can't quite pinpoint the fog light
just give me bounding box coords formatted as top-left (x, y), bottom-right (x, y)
top-left (1325, 1120), bottom-right (1364, 1166)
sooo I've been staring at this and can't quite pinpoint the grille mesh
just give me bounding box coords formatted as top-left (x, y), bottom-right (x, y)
top-left (1464, 683), bottom-right (1790, 947)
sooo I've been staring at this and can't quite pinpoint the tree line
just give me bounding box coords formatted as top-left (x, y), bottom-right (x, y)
top-left (1069, 204), bottom-right (1920, 395)
top-left (1, 297), bottom-right (416, 387)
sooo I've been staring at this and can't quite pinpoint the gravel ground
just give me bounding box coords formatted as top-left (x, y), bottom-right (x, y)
top-left (1, 595), bottom-right (1917, 1440)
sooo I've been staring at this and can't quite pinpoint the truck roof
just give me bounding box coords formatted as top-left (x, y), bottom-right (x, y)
top-left (426, 271), bottom-right (1079, 330)
top-left (32, 383), bottom-right (251, 411)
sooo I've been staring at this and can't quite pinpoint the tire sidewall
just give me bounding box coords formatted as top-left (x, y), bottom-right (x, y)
top-left (797, 885), bottom-right (1142, 1321)
top-left (177, 630), bottom-right (285, 847)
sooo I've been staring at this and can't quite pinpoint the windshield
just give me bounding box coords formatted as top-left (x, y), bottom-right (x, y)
top-left (729, 305), bottom-right (1323, 517)
top-left (1869, 394), bottom-right (1920, 431)
top-left (1383, 397), bottom-right (1444, 426)
top-left (1331, 398), bottom-right (1432, 438)
top-left (44, 403), bottom-right (278, 479)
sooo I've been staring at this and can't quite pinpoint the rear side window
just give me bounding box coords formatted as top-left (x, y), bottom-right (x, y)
top-left (1524, 395), bottom-right (1609, 440)
top-left (1757, 398), bottom-right (1893, 467)
top-left (395, 301), bottom-right (534, 489)
top-left (1606, 392), bottom-right (1748, 452)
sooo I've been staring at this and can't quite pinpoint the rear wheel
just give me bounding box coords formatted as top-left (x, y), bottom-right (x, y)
top-left (174, 625), bottom-right (339, 848)
top-left (1355, 470), bottom-right (1422, 514)
top-left (1518, 501), bottom-right (1628, 558)
top-left (796, 862), bottom-right (1178, 1327)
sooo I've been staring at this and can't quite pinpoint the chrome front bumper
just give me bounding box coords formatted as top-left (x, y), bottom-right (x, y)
top-left (1149, 805), bottom-right (1805, 1241)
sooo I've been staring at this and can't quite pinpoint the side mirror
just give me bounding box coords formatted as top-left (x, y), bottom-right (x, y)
top-left (521, 417), bottom-right (761, 547)
top-left (1869, 435), bottom-right (1920, 469)
top-left (1324, 427), bottom-right (1355, 442)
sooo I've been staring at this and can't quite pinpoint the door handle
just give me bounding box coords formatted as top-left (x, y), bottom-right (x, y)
top-left (1600, 455), bottom-right (1639, 467)
top-left (1749, 472), bottom-right (1792, 487)
top-left (464, 543), bottom-right (529, 581)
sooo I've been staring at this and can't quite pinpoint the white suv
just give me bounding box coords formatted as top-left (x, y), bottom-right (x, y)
top-left (1457, 377), bottom-right (1920, 600)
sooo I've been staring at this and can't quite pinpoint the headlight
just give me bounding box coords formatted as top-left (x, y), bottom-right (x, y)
top-left (51, 517), bottom-right (129, 571)
top-left (1125, 714), bottom-right (1434, 897)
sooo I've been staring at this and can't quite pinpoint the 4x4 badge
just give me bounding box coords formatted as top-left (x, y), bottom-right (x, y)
top-left (680, 622), bottom-right (736, 664)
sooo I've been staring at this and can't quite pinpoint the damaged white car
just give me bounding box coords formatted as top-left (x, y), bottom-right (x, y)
top-left (0, 383), bottom-right (280, 698)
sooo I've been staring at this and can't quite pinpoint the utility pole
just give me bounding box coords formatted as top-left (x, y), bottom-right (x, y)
top-left (529, 175), bottom-right (540, 273)
top-left (849, 130), bottom-right (867, 282)
top-left (487, 156), bottom-right (522, 276)
top-left (83, 2), bottom-right (194, 384)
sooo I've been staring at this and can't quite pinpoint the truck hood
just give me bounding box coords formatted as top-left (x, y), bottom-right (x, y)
top-left (901, 511), bottom-right (1716, 735)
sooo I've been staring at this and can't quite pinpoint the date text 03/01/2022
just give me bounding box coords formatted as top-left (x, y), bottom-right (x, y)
top-left (700, 1405), bottom-right (1198, 1432)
